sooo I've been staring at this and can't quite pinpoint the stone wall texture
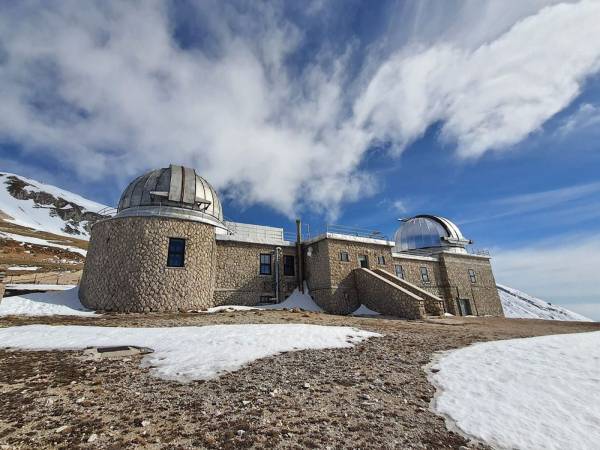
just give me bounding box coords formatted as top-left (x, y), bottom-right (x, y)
top-left (439, 253), bottom-right (504, 317)
top-left (354, 269), bottom-right (426, 319)
top-left (79, 216), bottom-right (217, 312)
top-left (373, 268), bottom-right (444, 315)
top-left (214, 240), bottom-right (297, 306)
top-left (303, 237), bottom-right (396, 314)
top-left (0, 268), bottom-right (5, 300)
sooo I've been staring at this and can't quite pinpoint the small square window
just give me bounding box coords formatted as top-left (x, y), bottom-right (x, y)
top-left (395, 264), bottom-right (405, 279)
top-left (420, 266), bottom-right (430, 283)
top-left (339, 251), bottom-right (349, 262)
top-left (468, 269), bottom-right (477, 283)
top-left (260, 253), bottom-right (272, 275)
top-left (377, 255), bottom-right (386, 265)
top-left (167, 238), bottom-right (185, 267)
top-left (283, 255), bottom-right (295, 276)
top-left (259, 295), bottom-right (275, 304)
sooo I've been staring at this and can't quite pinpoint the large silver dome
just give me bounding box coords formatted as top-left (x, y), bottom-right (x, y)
top-left (393, 215), bottom-right (471, 253)
top-left (116, 164), bottom-right (224, 228)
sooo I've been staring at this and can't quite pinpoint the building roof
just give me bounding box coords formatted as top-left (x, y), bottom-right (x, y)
top-left (393, 215), bottom-right (471, 253)
top-left (116, 164), bottom-right (224, 228)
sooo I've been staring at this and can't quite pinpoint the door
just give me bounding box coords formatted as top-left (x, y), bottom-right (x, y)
top-left (458, 298), bottom-right (472, 316)
top-left (358, 255), bottom-right (369, 269)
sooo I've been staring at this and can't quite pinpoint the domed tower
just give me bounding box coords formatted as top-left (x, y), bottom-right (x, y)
top-left (393, 215), bottom-right (471, 254)
top-left (80, 164), bottom-right (226, 312)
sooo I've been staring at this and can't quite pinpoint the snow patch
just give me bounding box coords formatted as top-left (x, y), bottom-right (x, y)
top-left (0, 324), bottom-right (381, 382)
top-left (260, 284), bottom-right (323, 312)
top-left (430, 331), bottom-right (600, 450)
top-left (0, 287), bottom-right (94, 316)
top-left (351, 304), bottom-right (381, 316)
top-left (0, 231), bottom-right (87, 256)
top-left (7, 266), bottom-right (40, 271)
top-left (498, 284), bottom-right (592, 321)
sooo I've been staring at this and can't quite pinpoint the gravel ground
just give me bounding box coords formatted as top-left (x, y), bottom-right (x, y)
top-left (0, 311), bottom-right (598, 449)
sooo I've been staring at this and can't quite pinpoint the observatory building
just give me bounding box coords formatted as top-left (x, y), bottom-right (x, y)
top-left (80, 165), bottom-right (503, 318)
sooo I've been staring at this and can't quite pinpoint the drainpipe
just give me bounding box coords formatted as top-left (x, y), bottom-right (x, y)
top-left (296, 219), bottom-right (304, 293)
top-left (275, 247), bottom-right (282, 303)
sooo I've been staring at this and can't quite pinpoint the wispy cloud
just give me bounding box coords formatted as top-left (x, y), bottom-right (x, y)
top-left (460, 181), bottom-right (600, 225)
top-left (493, 233), bottom-right (600, 320)
top-left (1, 0), bottom-right (600, 217)
top-left (557, 103), bottom-right (600, 136)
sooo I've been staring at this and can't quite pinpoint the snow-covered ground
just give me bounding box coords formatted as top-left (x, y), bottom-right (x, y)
top-left (498, 284), bottom-right (592, 321)
top-left (0, 324), bottom-right (380, 382)
top-left (0, 287), bottom-right (94, 316)
top-left (0, 172), bottom-right (108, 239)
top-left (0, 231), bottom-right (87, 256)
top-left (430, 332), bottom-right (600, 450)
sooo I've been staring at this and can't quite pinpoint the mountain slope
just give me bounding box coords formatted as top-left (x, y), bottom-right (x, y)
top-left (0, 172), bottom-right (113, 278)
top-left (498, 284), bottom-right (592, 322)
top-left (0, 172), bottom-right (110, 239)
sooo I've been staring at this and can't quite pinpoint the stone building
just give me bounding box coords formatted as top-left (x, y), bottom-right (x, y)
top-left (80, 165), bottom-right (503, 319)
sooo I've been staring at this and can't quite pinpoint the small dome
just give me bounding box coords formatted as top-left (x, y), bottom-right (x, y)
top-left (116, 164), bottom-right (224, 227)
top-left (393, 215), bottom-right (471, 253)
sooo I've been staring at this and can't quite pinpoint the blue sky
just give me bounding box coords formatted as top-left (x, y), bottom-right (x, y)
top-left (1, 0), bottom-right (600, 319)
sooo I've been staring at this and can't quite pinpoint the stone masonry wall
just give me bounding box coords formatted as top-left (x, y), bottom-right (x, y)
top-left (439, 253), bottom-right (504, 317)
top-left (80, 217), bottom-right (217, 312)
top-left (373, 268), bottom-right (444, 315)
top-left (214, 240), bottom-right (297, 306)
top-left (354, 268), bottom-right (425, 319)
top-left (390, 257), bottom-right (446, 300)
top-left (303, 237), bottom-right (396, 314)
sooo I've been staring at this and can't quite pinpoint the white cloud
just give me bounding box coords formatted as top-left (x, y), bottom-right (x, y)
top-left (1, 1), bottom-right (600, 216)
top-left (492, 234), bottom-right (600, 320)
top-left (354, 0), bottom-right (600, 157)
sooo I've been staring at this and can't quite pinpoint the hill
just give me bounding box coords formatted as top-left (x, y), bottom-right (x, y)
top-left (0, 172), bottom-right (111, 281)
top-left (498, 284), bottom-right (592, 322)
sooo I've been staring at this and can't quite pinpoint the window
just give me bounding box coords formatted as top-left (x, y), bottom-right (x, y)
top-left (358, 255), bottom-right (369, 268)
top-left (377, 255), bottom-right (386, 265)
top-left (468, 269), bottom-right (477, 283)
top-left (420, 266), bottom-right (430, 283)
top-left (283, 255), bottom-right (295, 276)
top-left (339, 251), bottom-right (350, 262)
top-left (167, 238), bottom-right (186, 267)
top-left (259, 295), bottom-right (275, 304)
top-left (259, 253), bottom-right (272, 275)
top-left (395, 264), bottom-right (405, 280)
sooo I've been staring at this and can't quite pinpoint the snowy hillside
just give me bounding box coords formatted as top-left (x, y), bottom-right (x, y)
top-left (498, 284), bottom-right (592, 322)
top-left (0, 172), bottom-right (110, 239)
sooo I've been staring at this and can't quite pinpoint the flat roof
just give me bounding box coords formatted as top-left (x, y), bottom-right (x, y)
top-left (303, 232), bottom-right (395, 247)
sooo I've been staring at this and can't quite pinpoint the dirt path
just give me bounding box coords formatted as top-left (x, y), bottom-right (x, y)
top-left (0, 312), bottom-right (598, 449)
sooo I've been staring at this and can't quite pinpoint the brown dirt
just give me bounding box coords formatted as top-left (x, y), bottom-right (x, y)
top-left (0, 311), bottom-right (598, 449)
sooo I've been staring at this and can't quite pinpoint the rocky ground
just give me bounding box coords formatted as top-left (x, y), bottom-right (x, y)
top-left (0, 311), bottom-right (598, 449)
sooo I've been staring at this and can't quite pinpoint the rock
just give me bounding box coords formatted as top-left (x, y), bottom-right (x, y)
top-left (360, 394), bottom-right (371, 400)
top-left (55, 425), bottom-right (70, 433)
top-left (303, 383), bottom-right (310, 389)
top-left (141, 420), bottom-right (151, 427)
top-left (76, 396), bottom-right (85, 404)
top-left (431, 368), bottom-right (440, 373)
top-left (236, 430), bottom-right (246, 437)
top-left (242, 400), bottom-right (251, 406)
top-left (87, 433), bottom-right (98, 443)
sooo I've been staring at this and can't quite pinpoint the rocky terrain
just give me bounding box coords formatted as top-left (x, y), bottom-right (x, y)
top-left (0, 311), bottom-right (598, 449)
